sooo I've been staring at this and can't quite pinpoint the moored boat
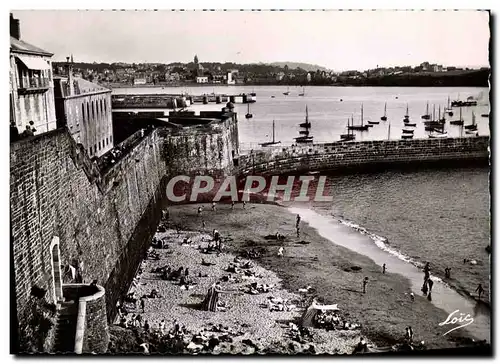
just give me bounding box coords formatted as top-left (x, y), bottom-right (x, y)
top-left (381, 102), bottom-right (387, 121)
top-left (349, 104), bottom-right (370, 131)
top-left (260, 119), bottom-right (281, 146)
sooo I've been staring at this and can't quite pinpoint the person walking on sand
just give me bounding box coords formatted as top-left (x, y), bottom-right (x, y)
top-left (382, 263), bottom-right (386, 274)
top-left (362, 277), bottom-right (369, 294)
top-left (198, 206), bottom-right (203, 216)
top-left (475, 284), bottom-right (484, 300)
top-left (242, 201), bottom-right (246, 209)
top-left (410, 292), bottom-right (415, 302)
top-left (231, 201), bottom-right (235, 210)
top-left (296, 214), bottom-right (301, 228)
top-left (212, 202), bottom-right (216, 212)
top-left (278, 246), bottom-right (284, 257)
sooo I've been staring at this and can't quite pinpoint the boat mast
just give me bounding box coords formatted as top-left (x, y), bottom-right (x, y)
top-left (388, 121), bottom-right (391, 140)
top-left (426, 101), bottom-right (429, 115)
top-left (384, 102), bottom-right (387, 117)
top-left (447, 95), bottom-right (450, 109)
top-left (432, 105), bottom-right (436, 121)
top-left (460, 107), bottom-right (462, 121)
top-left (361, 104), bottom-right (364, 126)
top-left (272, 120), bottom-right (275, 143)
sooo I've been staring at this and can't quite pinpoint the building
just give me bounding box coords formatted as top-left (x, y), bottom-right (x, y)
top-left (53, 60), bottom-right (114, 158)
top-left (276, 72), bottom-right (285, 81)
top-left (10, 13), bottom-right (57, 136)
top-left (133, 77), bottom-right (147, 85)
top-left (196, 76), bottom-right (209, 83)
top-left (433, 64), bottom-right (443, 72)
top-left (227, 72), bottom-right (236, 85)
top-left (420, 62), bottom-right (431, 71)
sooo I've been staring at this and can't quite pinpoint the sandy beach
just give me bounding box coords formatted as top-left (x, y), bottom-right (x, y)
top-left (110, 202), bottom-right (482, 353)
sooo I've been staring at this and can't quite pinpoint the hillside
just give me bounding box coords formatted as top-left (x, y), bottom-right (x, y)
top-left (268, 61), bottom-right (329, 72)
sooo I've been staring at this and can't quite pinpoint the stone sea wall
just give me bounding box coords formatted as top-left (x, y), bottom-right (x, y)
top-left (237, 136), bottom-right (490, 175)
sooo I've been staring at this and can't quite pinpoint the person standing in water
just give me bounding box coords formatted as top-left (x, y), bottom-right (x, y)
top-left (382, 264), bottom-right (386, 274)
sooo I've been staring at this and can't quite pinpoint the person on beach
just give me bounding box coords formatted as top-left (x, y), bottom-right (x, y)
top-left (475, 284), bottom-right (484, 300)
top-left (213, 229), bottom-right (220, 243)
top-left (242, 201), bottom-right (246, 209)
top-left (278, 246), bottom-right (284, 257)
top-left (296, 227), bottom-right (300, 238)
top-left (212, 202), bottom-right (216, 212)
top-left (445, 267), bottom-right (451, 279)
top-left (421, 281), bottom-right (428, 295)
top-left (427, 292), bottom-right (432, 301)
top-left (296, 214), bottom-right (301, 228)
top-left (382, 263), bottom-right (386, 274)
top-left (197, 206), bottom-right (203, 216)
top-left (427, 278), bottom-right (434, 293)
top-left (410, 292), bottom-right (415, 302)
top-left (362, 277), bottom-right (369, 294)
top-left (231, 201), bottom-right (235, 210)
top-left (159, 319), bottom-right (166, 335)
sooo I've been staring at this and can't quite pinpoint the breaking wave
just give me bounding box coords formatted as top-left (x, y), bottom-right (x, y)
top-left (336, 216), bottom-right (444, 284)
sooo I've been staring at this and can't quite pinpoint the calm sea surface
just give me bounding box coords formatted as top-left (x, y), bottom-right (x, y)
top-left (114, 86), bottom-right (491, 337)
top-left (113, 85), bottom-right (490, 150)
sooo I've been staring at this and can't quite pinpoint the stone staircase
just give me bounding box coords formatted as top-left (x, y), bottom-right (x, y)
top-left (53, 301), bottom-right (78, 354)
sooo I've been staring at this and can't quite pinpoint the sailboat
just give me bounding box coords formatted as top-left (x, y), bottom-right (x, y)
top-left (403, 105), bottom-right (416, 126)
top-left (259, 120), bottom-right (281, 146)
top-left (283, 87), bottom-right (290, 96)
top-left (438, 105), bottom-right (446, 122)
top-left (340, 116), bottom-right (356, 141)
top-left (348, 104), bottom-right (370, 131)
top-left (380, 102), bottom-right (387, 121)
top-left (298, 87), bottom-right (305, 96)
top-left (450, 107), bottom-right (464, 125)
top-left (421, 102), bottom-right (431, 120)
top-left (464, 110), bottom-right (478, 131)
top-left (428, 116), bottom-right (448, 138)
top-left (299, 105), bottom-right (312, 128)
top-left (295, 106), bottom-right (314, 143)
top-left (445, 96), bottom-right (454, 116)
top-left (424, 105), bottom-right (444, 129)
top-left (245, 103), bottom-right (253, 119)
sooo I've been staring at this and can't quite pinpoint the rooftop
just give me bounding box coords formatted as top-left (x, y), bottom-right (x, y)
top-left (54, 76), bottom-right (110, 98)
top-left (10, 36), bottom-right (53, 57)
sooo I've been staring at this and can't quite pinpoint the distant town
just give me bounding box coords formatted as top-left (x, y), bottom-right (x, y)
top-left (52, 55), bottom-right (490, 88)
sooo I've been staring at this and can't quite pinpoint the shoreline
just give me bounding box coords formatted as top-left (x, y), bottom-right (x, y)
top-left (329, 213), bottom-right (491, 308)
top-left (137, 203), bottom-right (485, 351)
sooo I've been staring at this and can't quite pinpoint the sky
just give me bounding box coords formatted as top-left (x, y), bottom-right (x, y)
top-left (12, 9), bottom-right (491, 71)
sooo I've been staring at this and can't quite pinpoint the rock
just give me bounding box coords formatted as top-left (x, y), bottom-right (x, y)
top-left (351, 266), bottom-right (362, 271)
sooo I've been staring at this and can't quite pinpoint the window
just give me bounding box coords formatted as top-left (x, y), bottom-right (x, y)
top-left (87, 102), bottom-right (90, 121)
top-left (106, 137), bottom-right (109, 145)
top-left (89, 146), bottom-right (93, 155)
top-left (81, 103), bottom-right (85, 122)
top-left (99, 141), bottom-right (101, 150)
top-left (92, 100), bottom-right (95, 120)
top-left (104, 99), bottom-right (107, 113)
top-left (94, 144), bottom-right (97, 153)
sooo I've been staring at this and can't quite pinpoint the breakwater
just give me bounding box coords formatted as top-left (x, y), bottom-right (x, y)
top-left (237, 137), bottom-right (490, 175)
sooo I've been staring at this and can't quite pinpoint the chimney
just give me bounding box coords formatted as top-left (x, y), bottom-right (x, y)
top-left (10, 13), bottom-right (20, 40)
top-left (66, 56), bottom-right (75, 96)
